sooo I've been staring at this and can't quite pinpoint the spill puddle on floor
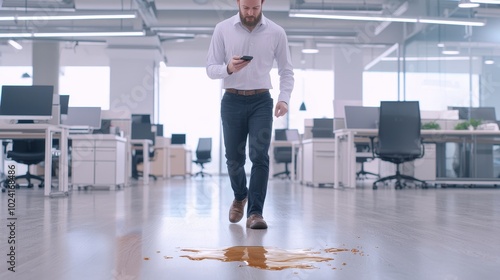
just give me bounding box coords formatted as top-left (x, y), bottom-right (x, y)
top-left (179, 246), bottom-right (351, 270)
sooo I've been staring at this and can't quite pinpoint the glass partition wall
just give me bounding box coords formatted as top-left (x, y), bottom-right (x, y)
top-left (398, 15), bottom-right (500, 181)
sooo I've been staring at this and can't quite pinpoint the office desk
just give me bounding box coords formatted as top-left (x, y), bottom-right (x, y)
top-left (148, 138), bottom-right (192, 178)
top-left (167, 145), bottom-right (192, 178)
top-left (130, 139), bottom-right (153, 184)
top-left (0, 123), bottom-right (69, 196)
top-left (334, 129), bottom-right (500, 188)
top-left (150, 145), bottom-right (192, 178)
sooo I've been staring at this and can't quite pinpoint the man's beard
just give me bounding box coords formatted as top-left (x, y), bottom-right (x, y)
top-left (240, 11), bottom-right (262, 28)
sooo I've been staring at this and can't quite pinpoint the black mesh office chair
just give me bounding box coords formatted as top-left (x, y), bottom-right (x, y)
top-left (356, 142), bottom-right (379, 180)
top-left (272, 129), bottom-right (292, 179)
top-left (3, 139), bottom-right (45, 189)
top-left (372, 101), bottom-right (427, 190)
top-left (273, 146), bottom-right (292, 179)
top-left (193, 137), bottom-right (212, 177)
top-left (131, 123), bottom-right (157, 181)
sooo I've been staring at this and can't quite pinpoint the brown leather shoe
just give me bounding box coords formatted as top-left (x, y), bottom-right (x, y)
top-left (229, 197), bottom-right (247, 223)
top-left (246, 214), bottom-right (268, 229)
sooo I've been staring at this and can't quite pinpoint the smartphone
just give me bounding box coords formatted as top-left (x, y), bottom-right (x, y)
top-left (240, 55), bottom-right (253, 61)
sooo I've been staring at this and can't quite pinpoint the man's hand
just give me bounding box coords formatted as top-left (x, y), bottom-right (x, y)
top-left (227, 55), bottom-right (251, 74)
top-left (274, 101), bottom-right (288, 117)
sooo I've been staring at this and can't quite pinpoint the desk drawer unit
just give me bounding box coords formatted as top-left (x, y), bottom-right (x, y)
top-left (303, 140), bottom-right (335, 187)
top-left (71, 138), bottom-right (126, 189)
top-left (170, 147), bottom-right (188, 177)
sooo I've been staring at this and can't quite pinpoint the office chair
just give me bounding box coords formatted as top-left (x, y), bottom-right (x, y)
top-left (273, 146), bottom-right (292, 179)
top-left (131, 123), bottom-right (157, 181)
top-left (355, 142), bottom-right (379, 180)
top-left (193, 137), bottom-right (212, 178)
top-left (133, 148), bottom-right (158, 181)
top-left (272, 129), bottom-right (293, 179)
top-left (371, 101), bottom-right (427, 190)
top-left (3, 139), bottom-right (46, 189)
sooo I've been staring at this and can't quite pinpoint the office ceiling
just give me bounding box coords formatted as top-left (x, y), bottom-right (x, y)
top-left (1, 0), bottom-right (500, 70)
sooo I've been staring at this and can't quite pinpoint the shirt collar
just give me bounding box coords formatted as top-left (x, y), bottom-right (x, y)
top-left (232, 13), bottom-right (267, 28)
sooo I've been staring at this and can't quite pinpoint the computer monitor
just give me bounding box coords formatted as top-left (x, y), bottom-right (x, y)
top-left (92, 119), bottom-right (112, 134)
top-left (131, 123), bottom-right (155, 142)
top-left (59, 95), bottom-right (70, 116)
top-left (311, 118), bottom-right (334, 138)
top-left (344, 106), bottom-right (380, 129)
top-left (274, 129), bottom-right (287, 141)
top-left (171, 134), bottom-right (186, 145)
top-left (153, 124), bottom-right (164, 137)
top-left (131, 114), bottom-right (151, 124)
top-left (62, 107), bottom-right (102, 129)
top-left (0, 85), bottom-right (54, 121)
top-left (285, 129), bottom-right (300, 142)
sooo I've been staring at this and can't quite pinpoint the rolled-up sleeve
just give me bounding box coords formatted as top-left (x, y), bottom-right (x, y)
top-left (275, 29), bottom-right (294, 105)
top-left (206, 24), bottom-right (230, 80)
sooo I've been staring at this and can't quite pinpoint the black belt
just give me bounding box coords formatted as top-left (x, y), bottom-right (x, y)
top-left (225, 88), bottom-right (269, 96)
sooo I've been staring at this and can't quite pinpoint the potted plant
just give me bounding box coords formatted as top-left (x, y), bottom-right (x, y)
top-left (421, 121), bottom-right (441, 130)
top-left (455, 119), bottom-right (482, 130)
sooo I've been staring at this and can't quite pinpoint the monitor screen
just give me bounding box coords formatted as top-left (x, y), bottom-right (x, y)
top-left (131, 114), bottom-right (151, 124)
top-left (59, 95), bottom-right (70, 115)
top-left (0, 85), bottom-right (54, 120)
top-left (344, 106), bottom-right (380, 129)
top-left (131, 123), bottom-right (155, 142)
top-left (274, 129), bottom-right (287, 141)
top-left (171, 134), bottom-right (186, 145)
top-left (153, 124), bottom-right (164, 137)
top-left (62, 107), bottom-right (102, 129)
top-left (92, 119), bottom-right (112, 134)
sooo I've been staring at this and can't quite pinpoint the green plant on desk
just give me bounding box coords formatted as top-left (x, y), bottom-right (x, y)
top-left (454, 119), bottom-right (482, 130)
top-left (421, 122), bottom-right (440, 130)
top-left (469, 118), bottom-right (482, 129)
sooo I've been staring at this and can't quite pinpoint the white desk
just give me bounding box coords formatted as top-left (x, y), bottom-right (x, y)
top-left (0, 123), bottom-right (69, 196)
top-left (130, 139), bottom-right (153, 184)
top-left (334, 129), bottom-right (500, 188)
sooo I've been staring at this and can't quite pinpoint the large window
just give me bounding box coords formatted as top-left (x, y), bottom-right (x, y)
top-left (0, 67), bottom-right (33, 86)
top-left (59, 67), bottom-right (110, 109)
top-left (158, 66), bottom-right (222, 174)
top-left (284, 69), bottom-right (334, 133)
top-left (158, 66), bottom-right (335, 175)
top-left (0, 66), bottom-right (110, 109)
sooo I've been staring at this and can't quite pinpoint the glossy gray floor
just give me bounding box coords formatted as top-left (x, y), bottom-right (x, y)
top-left (1, 177), bottom-right (500, 280)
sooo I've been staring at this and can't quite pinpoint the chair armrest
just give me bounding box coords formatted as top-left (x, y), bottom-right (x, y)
top-left (2, 140), bottom-right (11, 154)
top-left (419, 138), bottom-right (425, 158)
top-left (369, 136), bottom-right (377, 158)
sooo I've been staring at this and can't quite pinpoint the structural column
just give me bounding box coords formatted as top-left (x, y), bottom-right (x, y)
top-left (32, 41), bottom-right (60, 124)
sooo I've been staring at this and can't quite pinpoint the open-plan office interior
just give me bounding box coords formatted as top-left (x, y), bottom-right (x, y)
top-left (0, 0), bottom-right (500, 279)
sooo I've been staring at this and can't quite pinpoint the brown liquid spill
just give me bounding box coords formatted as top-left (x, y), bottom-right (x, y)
top-left (179, 246), bottom-right (354, 271)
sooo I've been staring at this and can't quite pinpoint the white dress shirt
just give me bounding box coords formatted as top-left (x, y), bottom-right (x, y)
top-left (206, 13), bottom-right (294, 104)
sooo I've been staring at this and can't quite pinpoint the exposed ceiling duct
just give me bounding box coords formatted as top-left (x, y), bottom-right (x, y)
top-left (291, 0), bottom-right (386, 14)
top-left (1, 0), bottom-right (75, 10)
